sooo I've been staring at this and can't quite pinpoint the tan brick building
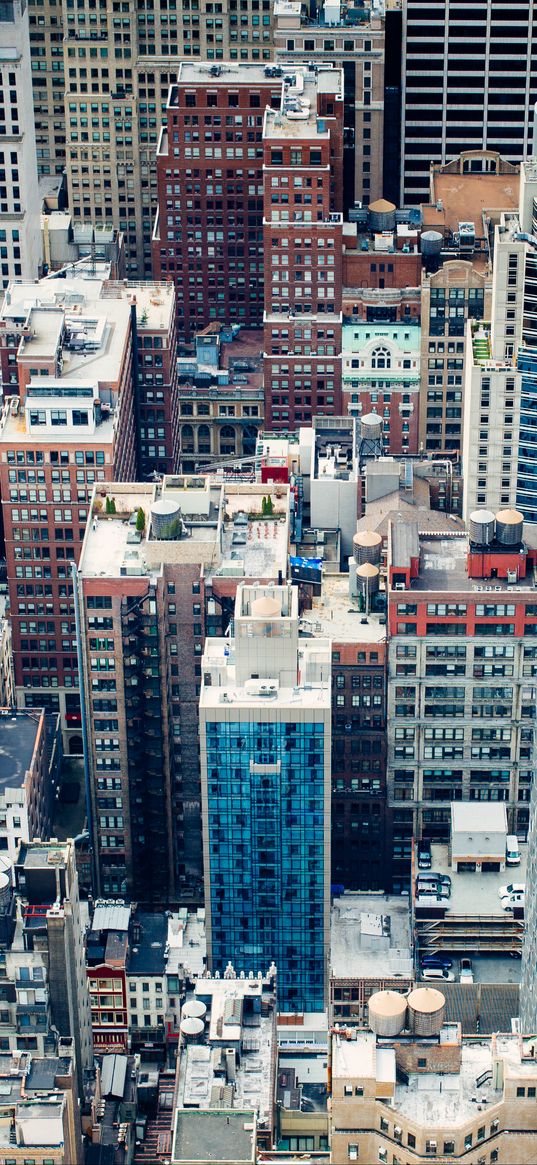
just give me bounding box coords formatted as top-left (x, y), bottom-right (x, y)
top-left (331, 990), bottom-right (537, 1165)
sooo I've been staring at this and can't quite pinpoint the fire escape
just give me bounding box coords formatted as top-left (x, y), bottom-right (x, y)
top-left (121, 590), bottom-right (171, 905)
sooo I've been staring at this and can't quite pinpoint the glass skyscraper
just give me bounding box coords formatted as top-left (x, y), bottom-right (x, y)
top-left (199, 583), bottom-right (331, 1012)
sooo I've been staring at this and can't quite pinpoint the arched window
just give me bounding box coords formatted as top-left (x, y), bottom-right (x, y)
top-left (220, 424), bottom-right (236, 455)
top-left (181, 424), bottom-right (194, 452)
top-left (197, 424), bottom-right (211, 454)
top-left (371, 346), bottom-right (391, 370)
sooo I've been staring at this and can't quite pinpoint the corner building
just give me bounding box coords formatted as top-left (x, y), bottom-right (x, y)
top-left (199, 583), bottom-right (331, 1011)
top-left (0, 278), bottom-right (137, 748)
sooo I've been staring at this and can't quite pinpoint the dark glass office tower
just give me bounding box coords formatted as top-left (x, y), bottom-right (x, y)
top-left (402, 1), bottom-right (537, 205)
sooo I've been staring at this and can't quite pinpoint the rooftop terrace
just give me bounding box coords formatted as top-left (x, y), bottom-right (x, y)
top-left (302, 574), bottom-right (387, 644)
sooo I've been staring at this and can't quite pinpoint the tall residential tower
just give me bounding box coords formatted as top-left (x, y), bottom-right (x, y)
top-left (199, 582), bottom-right (331, 1011)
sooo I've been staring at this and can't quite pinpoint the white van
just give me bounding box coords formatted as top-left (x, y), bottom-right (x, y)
top-left (422, 968), bottom-right (455, 982)
top-left (506, 835), bottom-right (521, 866)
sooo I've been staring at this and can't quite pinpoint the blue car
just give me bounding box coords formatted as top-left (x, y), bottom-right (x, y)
top-left (420, 954), bottom-right (453, 970)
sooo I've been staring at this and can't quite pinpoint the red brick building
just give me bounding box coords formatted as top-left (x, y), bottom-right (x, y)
top-left (0, 278), bottom-right (137, 750)
top-left (152, 63), bottom-right (346, 431)
top-left (262, 67), bottom-right (344, 430)
top-left (152, 63), bottom-right (282, 342)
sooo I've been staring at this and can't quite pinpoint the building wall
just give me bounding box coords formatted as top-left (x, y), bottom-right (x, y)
top-left (342, 322), bottom-right (420, 455)
top-left (0, 1), bottom-right (40, 286)
top-left (387, 585), bottom-right (535, 885)
top-left (79, 548), bottom-right (206, 902)
top-left (201, 709), bottom-right (330, 1011)
top-left (263, 84), bottom-right (344, 429)
top-left (401, 0), bottom-right (537, 203)
top-left (153, 70), bottom-right (278, 340)
top-left (178, 386), bottom-right (263, 473)
top-left (420, 260), bottom-right (490, 456)
top-left (273, 16), bottom-right (385, 209)
top-left (0, 292), bottom-right (137, 748)
top-left (331, 641), bottom-right (388, 891)
top-left (87, 961), bottom-right (128, 1053)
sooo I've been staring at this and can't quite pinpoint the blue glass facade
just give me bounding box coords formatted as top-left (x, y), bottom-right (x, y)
top-left (204, 718), bottom-right (327, 1012)
top-left (516, 349), bottom-right (537, 523)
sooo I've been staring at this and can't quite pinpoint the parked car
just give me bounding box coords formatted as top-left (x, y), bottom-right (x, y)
top-left (417, 879), bottom-right (451, 898)
top-left (418, 839), bottom-right (432, 870)
top-left (421, 954), bottom-right (453, 970)
top-left (498, 882), bottom-right (525, 899)
top-left (422, 968), bottom-right (455, 982)
top-left (460, 957), bottom-right (474, 983)
top-left (506, 835), bottom-right (521, 866)
top-left (501, 891), bottom-right (525, 911)
top-left (416, 892), bottom-right (450, 905)
top-left (417, 872), bottom-right (451, 888)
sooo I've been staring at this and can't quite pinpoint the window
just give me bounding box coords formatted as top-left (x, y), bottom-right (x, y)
top-left (348, 1148), bottom-right (358, 1162)
top-left (443, 1143), bottom-right (455, 1156)
top-left (371, 346), bottom-right (391, 369)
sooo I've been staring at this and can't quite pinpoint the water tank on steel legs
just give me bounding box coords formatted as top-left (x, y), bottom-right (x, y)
top-left (355, 563), bottom-right (379, 598)
top-left (353, 530), bottom-right (382, 566)
top-left (360, 413), bottom-right (383, 442)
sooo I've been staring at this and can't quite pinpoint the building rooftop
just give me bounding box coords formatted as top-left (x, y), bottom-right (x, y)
top-left (175, 60), bottom-right (279, 86)
top-left (441, 983), bottom-right (520, 1035)
top-left (330, 894), bottom-right (412, 981)
top-left (356, 475), bottom-right (466, 540)
top-left (423, 161), bottom-right (519, 239)
top-left (199, 637), bottom-right (331, 710)
top-left (101, 280), bottom-right (175, 333)
top-left (92, 902), bottom-right (130, 934)
top-left (79, 482), bottom-right (223, 578)
top-left (128, 912), bottom-right (168, 976)
top-left (178, 974), bottom-right (275, 1132)
top-left (301, 574), bottom-right (387, 644)
top-left (165, 910), bottom-right (207, 980)
top-left (393, 1041), bottom-right (500, 1126)
top-left (408, 534), bottom-right (535, 594)
top-left (263, 67), bottom-right (342, 140)
top-left (0, 710), bottom-right (42, 795)
top-left (451, 802), bottom-right (507, 834)
top-left (312, 418), bottom-right (359, 482)
top-left (417, 841), bottom-right (528, 918)
top-left (16, 840), bottom-right (69, 870)
top-left (172, 1108), bottom-right (256, 1164)
top-left (216, 486), bottom-right (290, 581)
top-left (26, 1057), bottom-right (72, 1092)
top-left (332, 1029), bottom-right (376, 1079)
top-left (2, 1097), bottom-right (65, 1148)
